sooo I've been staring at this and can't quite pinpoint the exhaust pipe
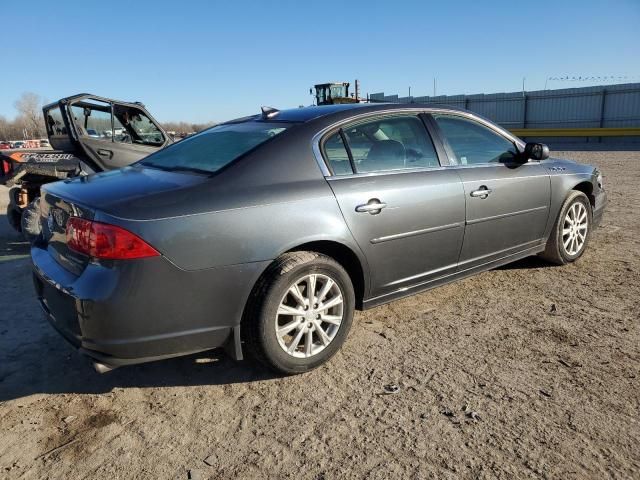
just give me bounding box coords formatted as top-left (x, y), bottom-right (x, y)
top-left (93, 361), bottom-right (116, 374)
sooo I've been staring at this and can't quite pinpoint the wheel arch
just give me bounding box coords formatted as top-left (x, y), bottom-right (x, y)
top-left (245, 239), bottom-right (369, 312)
top-left (286, 240), bottom-right (368, 310)
top-left (571, 180), bottom-right (595, 207)
top-left (538, 174), bottom-right (596, 255)
top-left (236, 240), bottom-right (367, 365)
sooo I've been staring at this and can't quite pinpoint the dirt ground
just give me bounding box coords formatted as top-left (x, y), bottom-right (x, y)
top-left (0, 149), bottom-right (638, 480)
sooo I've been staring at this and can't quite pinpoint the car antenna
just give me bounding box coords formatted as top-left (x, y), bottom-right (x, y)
top-left (261, 106), bottom-right (280, 119)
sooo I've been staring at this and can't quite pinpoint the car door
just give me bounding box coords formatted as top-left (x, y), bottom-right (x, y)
top-left (69, 99), bottom-right (166, 170)
top-left (68, 99), bottom-right (118, 169)
top-left (429, 113), bottom-right (551, 269)
top-left (106, 104), bottom-right (168, 168)
top-left (322, 113), bottom-right (466, 299)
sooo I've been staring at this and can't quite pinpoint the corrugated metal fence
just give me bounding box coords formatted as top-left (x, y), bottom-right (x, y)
top-left (369, 83), bottom-right (640, 143)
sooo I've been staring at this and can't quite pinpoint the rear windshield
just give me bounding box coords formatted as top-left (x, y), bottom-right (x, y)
top-left (139, 122), bottom-right (289, 174)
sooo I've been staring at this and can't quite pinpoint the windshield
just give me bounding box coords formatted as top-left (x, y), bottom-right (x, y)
top-left (139, 122), bottom-right (289, 174)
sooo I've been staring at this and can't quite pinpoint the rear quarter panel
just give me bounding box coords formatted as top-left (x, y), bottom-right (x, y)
top-left (93, 125), bottom-right (370, 288)
top-left (96, 179), bottom-right (360, 271)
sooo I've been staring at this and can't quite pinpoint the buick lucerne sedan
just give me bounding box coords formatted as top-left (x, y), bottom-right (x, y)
top-left (32, 103), bottom-right (607, 374)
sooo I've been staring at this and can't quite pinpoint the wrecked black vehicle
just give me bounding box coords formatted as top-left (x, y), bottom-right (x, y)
top-left (1, 94), bottom-right (172, 239)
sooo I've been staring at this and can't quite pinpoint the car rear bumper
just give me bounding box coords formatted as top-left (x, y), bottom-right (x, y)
top-left (31, 244), bottom-right (269, 368)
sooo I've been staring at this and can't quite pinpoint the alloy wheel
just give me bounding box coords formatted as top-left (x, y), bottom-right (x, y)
top-left (562, 201), bottom-right (588, 256)
top-left (275, 273), bottom-right (344, 358)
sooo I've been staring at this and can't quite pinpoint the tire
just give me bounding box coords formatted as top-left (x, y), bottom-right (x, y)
top-left (540, 191), bottom-right (592, 265)
top-left (6, 187), bottom-right (22, 232)
top-left (243, 251), bottom-right (355, 374)
top-left (20, 197), bottom-right (41, 243)
top-left (6, 204), bottom-right (22, 232)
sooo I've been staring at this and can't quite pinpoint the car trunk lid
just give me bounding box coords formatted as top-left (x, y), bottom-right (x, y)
top-left (39, 188), bottom-right (96, 275)
top-left (39, 166), bottom-right (209, 274)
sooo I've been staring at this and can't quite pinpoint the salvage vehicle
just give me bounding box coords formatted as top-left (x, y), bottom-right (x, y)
top-left (31, 103), bottom-right (606, 374)
top-left (1, 94), bottom-right (171, 239)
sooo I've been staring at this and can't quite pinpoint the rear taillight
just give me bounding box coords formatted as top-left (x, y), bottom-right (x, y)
top-left (66, 217), bottom-right (159, 260)
top-left (66, 217), bottom-right (91, 254)
top-left (1, 159), bottom-right (12, 175)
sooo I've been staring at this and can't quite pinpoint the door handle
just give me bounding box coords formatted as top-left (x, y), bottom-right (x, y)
top-left (470, 186), bottom-right (492, 199)
top-left (97, 149), bottom-right (113, 158)
top-left (355, 199), bottom-right (387, 215)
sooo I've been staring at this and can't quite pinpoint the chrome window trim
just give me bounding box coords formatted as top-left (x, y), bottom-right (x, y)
top-left (311, 107), bottom-right (526, 178)
top-left (441, 161), bottom-right (542, 172)
top-left (326, 164), bottom-right (450, 181)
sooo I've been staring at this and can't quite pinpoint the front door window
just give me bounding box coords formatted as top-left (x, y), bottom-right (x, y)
top-left (432, 114), bottom-right (518, 165)
top-left (115, 107), bottom-right (164, 146)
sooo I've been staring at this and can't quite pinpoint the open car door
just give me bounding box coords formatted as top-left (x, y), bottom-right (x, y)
top-left (67, 96), bottom-right (172, 171)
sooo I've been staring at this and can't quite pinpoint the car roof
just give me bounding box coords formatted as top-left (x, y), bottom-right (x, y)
top-left (270, 103), bottom-right (373, 122)
top-left (264, 102), bottom-right (524, 151)
top-left (43, 93), bottom-right (148, 111)
top-left (258, 102), bottom-right (472, 124)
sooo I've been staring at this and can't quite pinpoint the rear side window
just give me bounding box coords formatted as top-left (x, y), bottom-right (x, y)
top-left (139, 122), bottom-right (289, 174)
top-left (433, 114), bottom-right (517, 165)
top-left (324, 132), bottom-right (352, 175)
top-left (325, 115), bottom-right (439, 175)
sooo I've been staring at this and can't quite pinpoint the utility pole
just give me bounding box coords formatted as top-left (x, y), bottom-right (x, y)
top-left (433, 77), bottom-right (437, 97)
top-left (522, 77), bottom-right (526, 96)
top-left (408, 86), bottom-right (411, 97)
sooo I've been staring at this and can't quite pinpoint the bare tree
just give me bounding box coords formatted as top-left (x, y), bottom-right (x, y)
top-left (0, 115), bottom-right (9, 141)
top-left (161, 121), bottom-right (216, 135)
top-left (14, 92), bottom-right (45, 138)
top-left (0, 115), bottom-right (25, 141)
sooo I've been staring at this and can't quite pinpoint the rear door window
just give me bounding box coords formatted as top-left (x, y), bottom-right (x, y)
top-left (340, 115), bottom-right (440, 174)
top-left (323, 132), bottom-right (353, 175)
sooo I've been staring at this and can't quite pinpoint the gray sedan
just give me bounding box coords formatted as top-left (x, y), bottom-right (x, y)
top-left (31, 103), bottom-right (606, 374)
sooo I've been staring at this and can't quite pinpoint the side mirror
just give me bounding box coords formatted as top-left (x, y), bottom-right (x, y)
top-left (524, 142), bottom-right (549, 161)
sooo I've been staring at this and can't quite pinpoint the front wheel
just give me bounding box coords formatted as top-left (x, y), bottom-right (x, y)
top-left (243, 252), bottom-right (355, 374)
top-left (540, 191), bottom-right (592, 265)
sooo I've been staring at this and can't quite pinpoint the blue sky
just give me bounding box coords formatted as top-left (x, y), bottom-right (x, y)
top-left (2, 0), bottom-right (639, 123)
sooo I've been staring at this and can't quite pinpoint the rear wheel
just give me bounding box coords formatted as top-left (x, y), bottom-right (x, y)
top-left (6, 204), bottom-right (22, 232)
top-left (540, 191), bottom-right (592, 265)
top-left (243, 251), bottom-right (355, 374)
top-left (6, 188), bottom-right (22, 232)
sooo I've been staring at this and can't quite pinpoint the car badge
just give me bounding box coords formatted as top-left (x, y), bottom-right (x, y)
top-left (47, 212), bottom-right (55, 231)
top-left (53, 208), bottom-right (65, 227)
